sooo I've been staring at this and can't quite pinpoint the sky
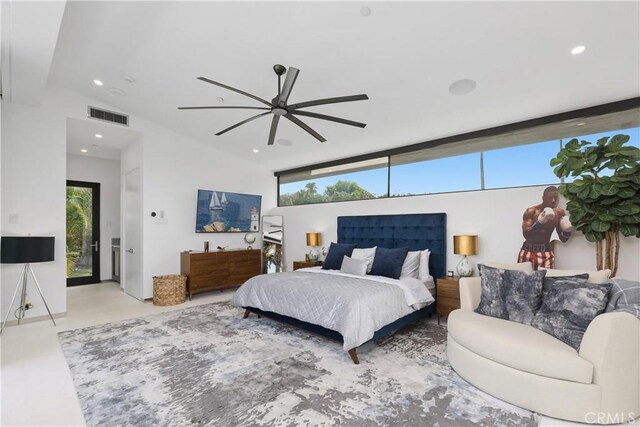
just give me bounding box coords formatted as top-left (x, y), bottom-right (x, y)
top-left (280, 127), bottom-right (640, 198)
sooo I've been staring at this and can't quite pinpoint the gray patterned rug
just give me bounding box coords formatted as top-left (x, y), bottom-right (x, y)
top-left (58, 302), bottom-right (537, 426)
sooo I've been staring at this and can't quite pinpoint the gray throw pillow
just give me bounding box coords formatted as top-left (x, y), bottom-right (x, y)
top-left (531, 276), bottom-right (612, 350)
top-left (475, 264), bottom-right (546, 324)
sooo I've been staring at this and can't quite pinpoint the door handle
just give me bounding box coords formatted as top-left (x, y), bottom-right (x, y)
top-left (91, 241), bottom-right (99, 253)
top-left (126, 248), bottom-right (135, 254)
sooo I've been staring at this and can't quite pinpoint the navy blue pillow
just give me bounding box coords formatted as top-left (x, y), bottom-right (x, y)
top-left (322, 242), bottom-right (356, 270)
top-left (369, 247), bottom-right (409, 279)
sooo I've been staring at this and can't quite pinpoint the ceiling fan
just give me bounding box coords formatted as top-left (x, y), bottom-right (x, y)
top-left (178, 64), bottom-right (368, 145)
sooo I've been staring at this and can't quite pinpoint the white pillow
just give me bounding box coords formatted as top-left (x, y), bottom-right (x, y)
top-left (418, 249), bottom-right (431, 279)
top-left (540, 268), bottom-right (611, 284)
top-left (484, 261), bottom-right (533, 271)
top-left (351, 247), bottom-right (376, 273)
top-left (401, 251), bottom-right (420, 278)
top-left (340, 255), bottom-right (368, 276)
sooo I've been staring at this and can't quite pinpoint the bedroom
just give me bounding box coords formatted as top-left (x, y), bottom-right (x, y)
top-left (1, 1), bottom-right (639, 426)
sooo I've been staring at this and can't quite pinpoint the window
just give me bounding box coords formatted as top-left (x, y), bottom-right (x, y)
top-left (279, 157), bottom-right (388, 206)
top-left (275, 103), bottom-right (640, 206)
top-left (390, 153), bottom-right (481, 196)
top-left (484, 140), bottom-right (561, 189)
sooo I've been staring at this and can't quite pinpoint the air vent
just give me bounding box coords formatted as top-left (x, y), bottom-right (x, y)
top-left (88, 106), bottom-right (129, 126)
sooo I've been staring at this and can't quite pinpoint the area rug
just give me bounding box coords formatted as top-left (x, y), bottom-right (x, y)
top-left (58, 302), bottom-right (538, 426)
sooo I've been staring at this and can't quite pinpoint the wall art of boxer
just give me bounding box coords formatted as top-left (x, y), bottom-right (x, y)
top-left (518, 185), bottom-right (573, 269)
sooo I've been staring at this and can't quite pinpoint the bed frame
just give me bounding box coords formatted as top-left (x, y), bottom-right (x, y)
top-left (243, 213), bottom-right (447, 364)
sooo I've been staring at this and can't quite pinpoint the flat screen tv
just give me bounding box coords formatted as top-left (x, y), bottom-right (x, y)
top-left (195, 189), bottom-right (262, 233)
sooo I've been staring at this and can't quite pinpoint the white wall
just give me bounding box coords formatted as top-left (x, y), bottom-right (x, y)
top-left (1, 87), bottom-right (276, 321)
top-left (135, 116), bottom-right (276, 299)
top-left (271, 185), bottom-right (640, 281)
top-left (67, 153), bottom-right (121, 281)
top-left (1, 99), bottom-right (68, 318)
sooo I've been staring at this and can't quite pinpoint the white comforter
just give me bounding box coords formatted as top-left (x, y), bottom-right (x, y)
top-left (230, 267), bottom-right (434, 350)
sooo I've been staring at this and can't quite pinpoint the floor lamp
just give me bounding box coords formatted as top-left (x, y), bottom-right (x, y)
top-left (1, 236), bottom-right (57, 334)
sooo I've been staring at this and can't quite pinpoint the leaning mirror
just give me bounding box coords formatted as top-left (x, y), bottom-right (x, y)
top-left (262, 215), bottom-right (284, 273)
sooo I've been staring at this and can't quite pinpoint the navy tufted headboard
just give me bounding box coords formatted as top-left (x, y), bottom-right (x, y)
top-left (337, 213), bottom-right (447, 280)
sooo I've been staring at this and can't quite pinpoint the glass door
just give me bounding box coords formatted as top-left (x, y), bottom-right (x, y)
top-left (66, 180), bottom-right (101, 286)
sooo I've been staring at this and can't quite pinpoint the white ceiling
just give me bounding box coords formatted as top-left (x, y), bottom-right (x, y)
top-left (41, 1), bottom-right (640, 171)
top-left (66, 117), bottom-right (141, 160)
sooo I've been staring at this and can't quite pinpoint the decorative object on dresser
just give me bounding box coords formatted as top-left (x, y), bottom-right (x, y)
top-left (305, 232), bottom-right (322, 261)
top-left (195, 189), bottom-right (261, 233)
top-left (262, 215), bottom-right (284, 273)
top-left (180, 249), bottom-right (261, 299)
top-left (453, 234), bottom-right (478, 277)
top-left (243, 233), bottom-right (256, 250)
top-left (436, 276), bottom-right (460, 323)
top-left (293, 260), bottom-right (322, 270)
top-left (1, 236), bottom-right (57, 334)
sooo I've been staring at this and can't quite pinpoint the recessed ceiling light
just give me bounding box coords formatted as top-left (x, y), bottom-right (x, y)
top-left (571, 45), bottom-right (586, 55)
top-left (122, 74), bottom-right (135, 84)
top-left (360, 6), bottom-right (371, 16)
top-left (252, 149), bottom-right (259, 153)
top-left (93, 79), bottom-right (103, 86)
top-left (95, 134), bottom-right (103, 138)
top-left (577, 122), bottom-right (586, 126)
top-left (216, 97), bottom-right (225, 104)
top-left (81, 149), bottom-right (88, 153)
top-left (108, 87), bottom-right (126, 96)
top-left (448, 79), bottom-right (477, 95)
top-left (276, 139), bottom-right (292, 146)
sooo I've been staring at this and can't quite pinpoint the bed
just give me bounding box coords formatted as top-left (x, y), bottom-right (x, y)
top-left (231, 213), bottom-right (447, 363)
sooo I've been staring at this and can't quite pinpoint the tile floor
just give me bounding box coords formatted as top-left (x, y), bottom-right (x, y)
top-left (0, 281), bottom-right (637, 427)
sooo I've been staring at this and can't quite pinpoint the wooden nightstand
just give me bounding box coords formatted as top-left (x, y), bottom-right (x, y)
top-left (436, 276), bottom-right (461, 323)
top-left (293, 260), bottom-right (323, 270)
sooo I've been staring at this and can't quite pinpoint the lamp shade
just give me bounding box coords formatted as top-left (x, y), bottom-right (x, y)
top-left (1, 236), bottom-right (55, 263)
top-left (306, 232), bottom-right (321, 246)
top-left (453, 235), bottom-right (478, 256)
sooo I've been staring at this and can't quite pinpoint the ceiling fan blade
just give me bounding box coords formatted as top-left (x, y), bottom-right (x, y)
top-left (197, 77), bottom-right (273, 107)
top-left (278, 67), bottom-right (299, 107)
top-left (288, 94), bottom-right (369, 110)
top-left (290, 110), bottom-right (367, 128)
top-left (215, 111), bottom-right (271, 136)
top-left (268, 115), bottom-right (281, 145)
top-left (284, 114), bottom-right (326, 142)
top-left (178, 106), bottom-right (271, 110)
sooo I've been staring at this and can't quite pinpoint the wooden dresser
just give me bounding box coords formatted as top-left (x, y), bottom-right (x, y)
top-left (180, 249), bottom-right (261, 299)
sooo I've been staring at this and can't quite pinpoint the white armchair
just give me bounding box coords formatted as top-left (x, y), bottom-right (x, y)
top-left (447, 276), bottom-right (640, 424)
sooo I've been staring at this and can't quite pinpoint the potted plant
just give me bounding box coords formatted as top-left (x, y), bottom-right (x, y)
top-left (550, 134), bottom-right (639, 276)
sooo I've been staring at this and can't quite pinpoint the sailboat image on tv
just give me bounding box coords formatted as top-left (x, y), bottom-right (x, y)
top-left (221, 192), bottom-right (228, 206)
top-left (209, 192), bottom-right (224, 210)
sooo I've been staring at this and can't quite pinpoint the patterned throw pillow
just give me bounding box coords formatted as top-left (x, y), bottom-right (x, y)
top-left (322, 243), bottom-right (356, 270)
top-left (531, 276), bottom-right (612, 350)
top-left (474, 264), bottom-right (546, 324)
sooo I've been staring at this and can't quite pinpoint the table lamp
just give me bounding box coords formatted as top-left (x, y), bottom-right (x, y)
top-left (1, 236), bottom-right (57, 334)
top-left (306, 232), bottom-right (322, 262)
top-left (453, 235), bottom-right (478, 277)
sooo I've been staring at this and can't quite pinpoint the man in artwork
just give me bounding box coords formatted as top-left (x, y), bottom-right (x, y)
top-left (518, 185), bottom-right (573, 269)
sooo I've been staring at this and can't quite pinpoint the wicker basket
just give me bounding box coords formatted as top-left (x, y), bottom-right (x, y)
top-left (153, 274), bottom-right (186, 306)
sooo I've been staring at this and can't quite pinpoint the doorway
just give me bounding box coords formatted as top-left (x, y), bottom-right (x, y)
top-left (66, 180), bottom-right (101, 286)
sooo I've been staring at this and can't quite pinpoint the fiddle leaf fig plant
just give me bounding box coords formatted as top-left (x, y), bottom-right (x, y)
top-left (550, 134), bottom-right (640, 276)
